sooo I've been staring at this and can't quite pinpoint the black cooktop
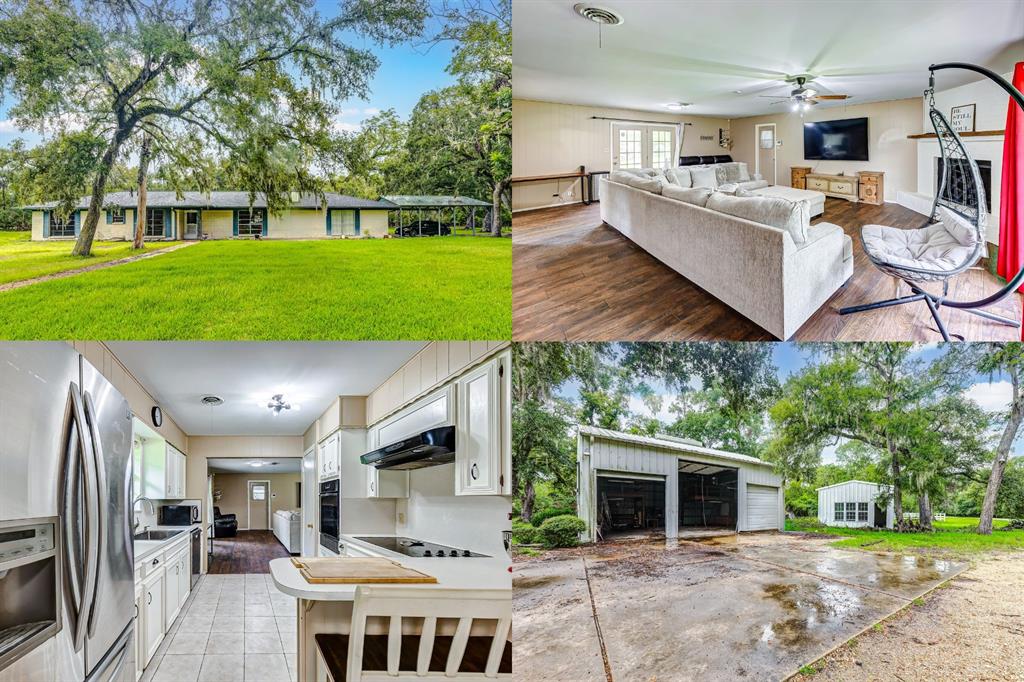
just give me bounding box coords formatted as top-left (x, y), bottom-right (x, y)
top-left (354, 536), bottom-right (488, 558)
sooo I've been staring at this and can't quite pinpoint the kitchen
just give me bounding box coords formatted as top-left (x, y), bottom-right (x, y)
top-left (0, 341), bottom-right (512, 682)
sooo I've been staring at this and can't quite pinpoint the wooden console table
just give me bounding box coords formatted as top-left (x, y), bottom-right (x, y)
top-left (806, 172), bottom-right (860, 203)
top-left (511, 165), bottom-right (595, 204)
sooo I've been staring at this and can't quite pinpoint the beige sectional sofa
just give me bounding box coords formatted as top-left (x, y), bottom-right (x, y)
top-left (600, 173), bottom-right (853, 339)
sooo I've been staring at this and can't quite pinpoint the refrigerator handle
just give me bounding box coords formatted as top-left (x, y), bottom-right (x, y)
top-left (60, 387), bottom-right (85, 645)
top-left (68, 381), bottom-right (99, 653)
top-left (82, 390), bottom-right (107, 640)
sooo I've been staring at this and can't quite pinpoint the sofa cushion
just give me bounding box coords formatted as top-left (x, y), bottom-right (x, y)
top-left (706, 192), bottom-right (808, 243)
top-left (690, 166), bottom-right (718, 189)
top-left (608, 170), bottom-right (635, 184)
top-left (737, 179), bottom-right (770, 191)
top-left (938, 206), bottom-right (979, 248)
top-left (721, 162), bottom-right (744, 183)
top-left (664, 167), bottom-right (692, 188)
top-left (737, 162), bottom-right (751, 182)
top-left (626, 175), bottom-right (665, 194)
top-left (663, 185), bottom-right (713, 207)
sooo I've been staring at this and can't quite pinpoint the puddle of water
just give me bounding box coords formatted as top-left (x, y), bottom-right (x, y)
top-left (758, 581), bottom-right (863, 648)
top-left (513, 574), bottom-right (558, 589)
top-left (692, 534), bottom-right (738, 546)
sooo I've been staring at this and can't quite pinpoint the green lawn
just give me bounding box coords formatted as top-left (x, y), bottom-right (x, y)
top-left (0, 237), bottom-right (511, 338)
top-left (0, 231), bottom-right (179, 285)
top-left (786, 516), bottom-right (1024, 557)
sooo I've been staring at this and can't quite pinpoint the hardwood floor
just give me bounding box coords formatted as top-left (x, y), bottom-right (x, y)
top-left (512, 199), bottom-right (1021, 341)
top-left (208, 530), bottom-right (292, 574)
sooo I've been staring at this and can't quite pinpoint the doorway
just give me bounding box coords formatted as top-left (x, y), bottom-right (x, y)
top-left (678, 462), bottom-right (737, 533)
top-left (183, 210), bottom-right (200, 240)
top-left (611, 123), bottom-right (678, 172)
top-left (755, 123), bottom-right (777, 185)
top-left (247, 480), bottom-right (270, 530)
top-left (301, 447), bottom-right (317, 556)
top-left (595, 475), bottom-right (666, 540)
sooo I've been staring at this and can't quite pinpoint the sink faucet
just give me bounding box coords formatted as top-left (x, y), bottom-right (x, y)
top-left (133, 495), bottom-right (155, 533)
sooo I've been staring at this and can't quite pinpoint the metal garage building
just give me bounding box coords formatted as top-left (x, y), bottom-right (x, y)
top-left (816, 480), bottom-right (895, 529)
top-left (576, 426), bottom-right (784, 543)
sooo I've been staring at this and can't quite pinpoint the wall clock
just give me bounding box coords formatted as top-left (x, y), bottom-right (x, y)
top-left (151, 406), bottom-right (163, 427)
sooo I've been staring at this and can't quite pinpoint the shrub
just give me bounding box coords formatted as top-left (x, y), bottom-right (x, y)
top-left (998, 519), bottom-right (1024, 531)
top-left (512, 520), bottom-right (539, 545)
top-left (537, 515), bottom-right (586, 548)
top-left (530, 507), bottom-right (575, 527)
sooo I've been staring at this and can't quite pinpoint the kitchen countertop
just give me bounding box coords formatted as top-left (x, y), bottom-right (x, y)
top-left (133, 524), bottom-right (199, 564)
top-left (269, 534), bottom-right (511, 601)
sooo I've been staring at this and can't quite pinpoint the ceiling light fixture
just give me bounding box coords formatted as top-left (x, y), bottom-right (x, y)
top-left (267, 394), bottom-right (291, 415)
top-left (791, 102), bottom-right (799, 112)
top-left (664, 102), bottom-right (690, 111)
top-left (733, 90), bottom-right (743, 94)
top-left (249, 461), bottom-right (265, 467)
top-left (573, 4), bottom-right (622, 49)
top-left (201, 395), bottom-right (223, 405)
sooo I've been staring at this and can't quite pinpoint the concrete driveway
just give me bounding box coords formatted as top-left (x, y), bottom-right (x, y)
top-left (512, 533), bottom-right (967, 681)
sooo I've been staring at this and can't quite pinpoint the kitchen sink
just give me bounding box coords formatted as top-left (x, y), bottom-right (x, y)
top-left (133, 529), bottom-right (184, 541)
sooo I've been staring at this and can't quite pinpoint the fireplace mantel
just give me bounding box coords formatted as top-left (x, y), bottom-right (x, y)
top-left (907, 129), bottom-right (1004, 139)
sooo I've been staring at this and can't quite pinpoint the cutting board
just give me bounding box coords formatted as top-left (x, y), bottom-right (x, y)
top-left (290, 557), bottom-right (438, 584)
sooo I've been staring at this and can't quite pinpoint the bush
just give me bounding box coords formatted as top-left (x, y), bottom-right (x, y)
top-left (512, 520), bottom-right (539, 545)
top-left (998, 519), bottom-right (1024, 531)
top-left (537, 515), bottom-right (586, 549)
top-left (530, 507), bottom-right (575, 527)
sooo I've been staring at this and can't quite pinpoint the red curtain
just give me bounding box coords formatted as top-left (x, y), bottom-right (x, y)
top-left (996, 61), bottom-right (1024, 307)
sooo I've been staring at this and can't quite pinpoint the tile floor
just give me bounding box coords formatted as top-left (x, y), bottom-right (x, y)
top-left (141, 573), bottom-right (298, 682)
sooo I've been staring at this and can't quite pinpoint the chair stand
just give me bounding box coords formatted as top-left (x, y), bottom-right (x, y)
top-left (840, 281), bottom-right (1021, 342)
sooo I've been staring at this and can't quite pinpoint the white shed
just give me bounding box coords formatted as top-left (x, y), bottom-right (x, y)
top-left (816, 480), bottom-right (894, 529)
top-left (576, 426), bottom-right (784, 543)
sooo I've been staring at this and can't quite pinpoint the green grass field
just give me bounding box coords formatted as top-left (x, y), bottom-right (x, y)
top-left (0, 235), bottom-right (511, 339)
top-left (0, 231), bottom-right (179, 285)
top-left (787, 516), bottom-right (1024, 556)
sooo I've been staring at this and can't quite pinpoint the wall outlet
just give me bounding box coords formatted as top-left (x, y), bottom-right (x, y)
top-left (397, 512), bottom-right (406, 525)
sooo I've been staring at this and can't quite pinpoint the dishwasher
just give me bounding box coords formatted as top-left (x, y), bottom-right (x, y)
top-left (190, 526), bottom-right (202, 588)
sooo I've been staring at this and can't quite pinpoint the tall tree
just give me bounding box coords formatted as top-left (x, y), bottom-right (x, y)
top-left (132, 131), bottom-right (153, 250)
top-left (0, 0), bottom-right (427, 255)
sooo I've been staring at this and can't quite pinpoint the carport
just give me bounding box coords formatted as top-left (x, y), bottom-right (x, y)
top-left (382, 195), bottom-right (493, 236)
top-left (577, 426), bottom-right (784, 543)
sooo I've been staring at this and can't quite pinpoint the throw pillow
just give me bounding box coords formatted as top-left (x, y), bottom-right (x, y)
top-left (690, 166), bottom-right (718, 189)
top-left (663, 185), bottom-right (714, 207)
top-left (706, 193), bottom-right (808, 244)
top-left (608, 170), bottom-right (635, 184)
top-left (722, 162), bottom-right (742, 183)
top-left (665, 167), bottom-right (692, 188)
top-left (735, 187), bottom-right (755, 197)
top-left (938, 206), bottom-right (979, 248)
top-left (714, 165), bottom-right (728, 184)
top-left (737, 162), bottom-right (751, 182)
top-left (626, 174), bottom-right (665, 194)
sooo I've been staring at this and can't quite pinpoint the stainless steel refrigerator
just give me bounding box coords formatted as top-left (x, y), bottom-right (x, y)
top-left (0, 343), bottom-right (135, 682)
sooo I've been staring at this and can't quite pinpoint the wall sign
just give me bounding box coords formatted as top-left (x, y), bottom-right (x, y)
top-left (950, 103), bottom-right (976, 133)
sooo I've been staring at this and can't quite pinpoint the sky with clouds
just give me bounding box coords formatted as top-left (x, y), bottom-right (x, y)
top-left (559, 344), bottom-right (1018, 464)
top-left (0, 1), bottom-right (456, 147)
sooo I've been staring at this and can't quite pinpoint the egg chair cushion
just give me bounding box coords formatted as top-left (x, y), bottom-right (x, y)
top-left (861, 222), bottom-right (980, 282)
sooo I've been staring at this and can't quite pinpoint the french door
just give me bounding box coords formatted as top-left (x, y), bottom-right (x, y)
top-left (611, 123), bottom-right (677, 171)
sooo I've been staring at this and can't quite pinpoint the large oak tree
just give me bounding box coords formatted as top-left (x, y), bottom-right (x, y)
top-left (0, 0), bottom-right (427, 255)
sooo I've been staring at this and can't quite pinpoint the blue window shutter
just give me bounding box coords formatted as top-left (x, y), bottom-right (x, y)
top-left (232, 210), bottom-right (238, 236)
top-left (42, 211), bottom-right (50, 238)
top-left (105, 209), bottom-right (111, 224)
top-left (326, 210), bottom-right (332, 235)
top-left (163, 209), bottom-right (171, 238)
top-left (262, 210), bottom-right (268, 237)
top-left (354, 210), bottom-right (361, 236)
top-left (74, 212), bottom-right (80, 237)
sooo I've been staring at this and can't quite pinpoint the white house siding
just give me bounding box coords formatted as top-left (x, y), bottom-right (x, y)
top-left (202, 210), bottom-right (234, 239)
top-left (817, 481), bottom-right (894, 528)
top-left (270, 209), bottom-right (325, 238)
top-left (361, 210), bottom-right (389, 237)
top-left (31, 211), bottom-right (43, 240)
top-left (96, 208), bottom-right (134, 241)
top-left (578, 429), bottom-right (783, 542)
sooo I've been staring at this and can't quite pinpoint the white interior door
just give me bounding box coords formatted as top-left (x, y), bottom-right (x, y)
top-left (756, 123), bottom-right (776, 185)
top-left (611, 124), bottom-right (677, 171)
top-left (247, 480), bottom-right (270, 530)
top-left (301, 448), bottom-right (317, 556)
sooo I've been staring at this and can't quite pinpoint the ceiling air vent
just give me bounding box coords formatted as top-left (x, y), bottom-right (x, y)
top-left (573, 4), bottom-right (623, 26)
top-left (201, 395), bottom-right (224, 406)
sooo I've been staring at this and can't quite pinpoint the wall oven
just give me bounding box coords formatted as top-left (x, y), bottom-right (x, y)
top-left (318, 479), bottom-right (340, 552)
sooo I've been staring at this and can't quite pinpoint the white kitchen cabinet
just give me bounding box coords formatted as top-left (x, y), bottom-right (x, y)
top-left (456, 352), bottom-right (510, 496)
top-left (138, 427), bottom-right (187, 500)
top-left (319, 432), bottom-right (340, 480)
top-left (174, 549), bottom-right (190, 614)
top-left (164, 553), bottom-right (180, 630)
top-left (142, 568), bottom-right (165, 666)
top-left (166, 444), bottom-right (186, 498)
top-left (134, 582), bottom-right (144, 681)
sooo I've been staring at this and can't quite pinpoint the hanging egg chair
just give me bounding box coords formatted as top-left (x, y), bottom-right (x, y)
top-left (839, 62), bottom-right (1024, 340)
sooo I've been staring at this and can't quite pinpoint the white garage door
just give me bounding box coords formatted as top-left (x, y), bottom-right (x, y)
top-left (746, 484), bottom-right (779, 531)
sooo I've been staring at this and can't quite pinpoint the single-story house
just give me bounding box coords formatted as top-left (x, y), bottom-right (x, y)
top-left (576, 426), bottom-right (784, 543)
top-left (816, 480), bottom-right (894, 529)
top-left (25, 191), bottom-right (395, 241)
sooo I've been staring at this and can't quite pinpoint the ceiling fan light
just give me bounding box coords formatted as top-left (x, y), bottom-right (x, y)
top-left (802, 102), bottom-right (810, 112)
top-left (791, 102), bottom-right (799, 112)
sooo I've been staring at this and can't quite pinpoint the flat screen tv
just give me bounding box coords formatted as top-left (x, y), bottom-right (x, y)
top-left (803, 117), bottom-right (869, 161)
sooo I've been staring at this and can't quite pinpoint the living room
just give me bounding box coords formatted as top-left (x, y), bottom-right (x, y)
top-left (512, 0), bottom-right (1023, 341)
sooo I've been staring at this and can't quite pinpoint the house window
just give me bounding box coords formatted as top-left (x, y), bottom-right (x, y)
top-left (618, 129), bottom-right (642, 169)
top-left (651, 129), bottom-right (673, 168)
top-left (145, 208), bottom-right (165, 237)
top-left (237, 208), bottom-right (264, 236)
top-left (834, 503), bottom-right (843, 522)
top-left (845, 502), bottom-right (857, 522)
top-left (109, 207), bottom-right (125, 224)
top-left (858, 502), bottom-right (868, 522)
top-left (251, 484), bottom-right (266, 501)
top-left (50, 212), bottom-right (76, 237)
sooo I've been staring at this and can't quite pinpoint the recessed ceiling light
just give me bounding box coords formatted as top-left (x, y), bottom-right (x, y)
top-left (201, 395), bottom-right (223, 406)
top-left (249, 461), bottom-right (264, 467)
top-left (733, 90), bottom-right (743, 94)
top-left (664, 102), bottom-right (690, 110)
top-left (573, 4), bottom-right (623, 25)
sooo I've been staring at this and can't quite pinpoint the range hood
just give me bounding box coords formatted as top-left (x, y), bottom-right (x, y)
top-left (360, 425), bottom-right (456, 470)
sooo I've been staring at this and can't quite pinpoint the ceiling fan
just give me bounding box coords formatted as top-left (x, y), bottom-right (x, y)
top-left (759, 75), bottom-right (852, 113)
